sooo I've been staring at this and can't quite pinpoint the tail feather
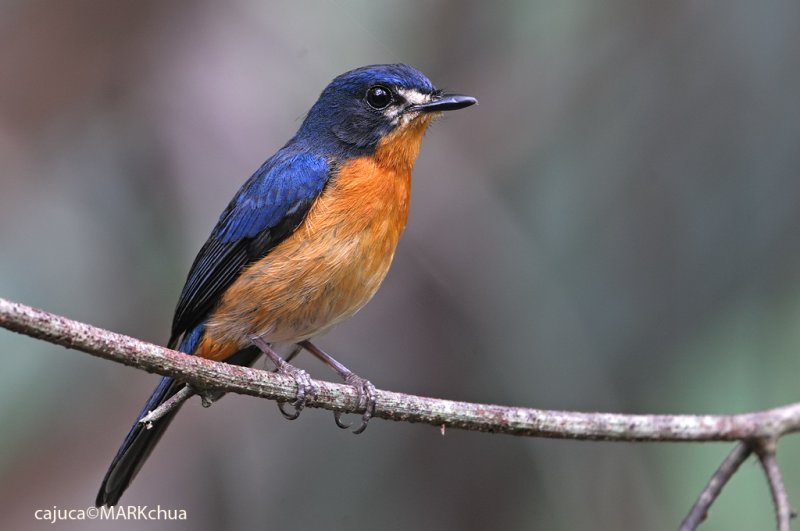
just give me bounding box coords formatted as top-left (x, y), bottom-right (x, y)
top-left (95, 323), bottom-right (260, 507)
top-left (95, 377), bottom-right (183, 506)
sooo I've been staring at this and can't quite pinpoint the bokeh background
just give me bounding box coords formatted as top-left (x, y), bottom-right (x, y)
top-left (2, 1), bottom-right (800, 530)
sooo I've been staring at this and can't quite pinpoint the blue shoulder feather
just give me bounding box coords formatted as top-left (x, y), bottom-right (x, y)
top-left (217, 152), bottom-right (328, 242)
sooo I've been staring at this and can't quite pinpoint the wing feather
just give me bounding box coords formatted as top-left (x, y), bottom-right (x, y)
top-left (168, 150), bottom-right (329, 348)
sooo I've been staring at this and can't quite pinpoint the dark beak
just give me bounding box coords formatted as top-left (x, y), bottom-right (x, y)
top-left (411, 93), bottom-right (478, 113)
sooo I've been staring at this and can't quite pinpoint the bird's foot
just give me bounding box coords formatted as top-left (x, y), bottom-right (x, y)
top-left (299, 340), bottom-right (377, 434)
top-left (334, 373), bottom-right (377, 434)
top-left (275, 364), bottom-right (318, 420)
top-left (250, 336), bottom-right (318, 421)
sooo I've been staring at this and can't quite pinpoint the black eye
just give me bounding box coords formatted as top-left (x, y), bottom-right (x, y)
top-left (365, 85), bottom-right (393, 109)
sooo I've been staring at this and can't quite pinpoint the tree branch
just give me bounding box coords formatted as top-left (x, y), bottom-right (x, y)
top-left (755, 439), bottom-right (794, 531)
top-left (1, 296), bottom-right (798, 529)
top-left (3, 297), bottom-right (800, 441)
top-left (679, 442), bottom-right (753, 530)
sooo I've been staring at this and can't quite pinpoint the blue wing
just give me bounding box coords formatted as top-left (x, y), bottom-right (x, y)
top-left (168, 148), bottom-right (330, 348)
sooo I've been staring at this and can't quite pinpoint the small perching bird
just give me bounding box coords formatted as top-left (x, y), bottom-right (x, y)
top-left (96, 64), bottom-right (476, 507)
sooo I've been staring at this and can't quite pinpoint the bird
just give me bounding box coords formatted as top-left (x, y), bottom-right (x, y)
top-left (95, 63), bottom-right (476, 507)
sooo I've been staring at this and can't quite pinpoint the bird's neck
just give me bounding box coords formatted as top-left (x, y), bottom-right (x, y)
top-left (373, 115), bottom-right (434, 172)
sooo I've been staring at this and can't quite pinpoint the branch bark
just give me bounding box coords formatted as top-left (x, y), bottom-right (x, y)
top-left (755, 439), bottom-right (794, 531)
top-left (1, 296), bottom-right (798, 529)
top-left (679, 442), bottom-right (753, 530)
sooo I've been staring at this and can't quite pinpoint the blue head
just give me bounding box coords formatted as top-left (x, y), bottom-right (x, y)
top-left (295, 64), bottom-right (476, 156)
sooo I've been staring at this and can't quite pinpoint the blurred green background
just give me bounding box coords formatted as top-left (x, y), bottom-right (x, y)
top-left (2, 1), bottom-right (800, 530)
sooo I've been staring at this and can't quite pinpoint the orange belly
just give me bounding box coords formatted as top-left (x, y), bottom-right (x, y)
top-left (195, 114), bottom-right (432, 361)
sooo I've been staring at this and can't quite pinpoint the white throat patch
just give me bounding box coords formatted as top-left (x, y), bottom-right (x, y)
top-left (389, 88), bottom-right (434, 126)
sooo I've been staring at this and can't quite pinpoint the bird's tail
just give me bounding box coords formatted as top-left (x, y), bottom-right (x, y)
top-left (95, 326), bottom-right (260, 507)
top-left (95, 375), bottom-right (184, 507)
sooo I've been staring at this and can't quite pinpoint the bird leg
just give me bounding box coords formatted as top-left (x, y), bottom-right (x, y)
top-left (250, 336), bottom-right (317, 420)
top-left (299, 340), bottom-right (377, 434)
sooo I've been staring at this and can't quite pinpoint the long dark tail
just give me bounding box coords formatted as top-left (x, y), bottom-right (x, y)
top-left (95, 326), bottom-right (260, 507)
top-left (95, 376), bottom-right (184, 507)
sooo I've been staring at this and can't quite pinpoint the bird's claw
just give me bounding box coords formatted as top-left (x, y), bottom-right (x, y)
top-left (278, 401), bottom-right (302, 420)
top-left (336, 373), bottom-right (377, 434)
top-left (250, 336), bottom-right (319, 422)
top-left (333, 411), bottom-right (351, 429)
top-left (275, 364), bottom-right (317, 421)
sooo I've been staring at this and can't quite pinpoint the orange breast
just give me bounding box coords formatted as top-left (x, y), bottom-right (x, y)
top-left (195, 115), bottom-right (434, 360)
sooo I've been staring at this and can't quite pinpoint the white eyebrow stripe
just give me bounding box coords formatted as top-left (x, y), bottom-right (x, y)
top-left (397, 88), bottom-right (431, 106)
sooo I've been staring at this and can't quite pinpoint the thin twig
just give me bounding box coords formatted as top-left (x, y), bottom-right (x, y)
top-left (755, 439), bottom-right (794, 531)
top-left (679, 442), bottom-right (753, 531)
top-left (138, 385), bottom-right (196, 427)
